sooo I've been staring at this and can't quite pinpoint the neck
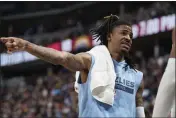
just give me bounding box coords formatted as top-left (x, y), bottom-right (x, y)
top-left (108, 46), bottom-right (124, 62)
top-left (111, 52), bottom-right (124, 62)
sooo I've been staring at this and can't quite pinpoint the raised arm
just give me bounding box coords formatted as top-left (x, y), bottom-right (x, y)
top-left (0, 37), bottom-right (91, 72)
top-left (152, 28), bottom-right (175, 117)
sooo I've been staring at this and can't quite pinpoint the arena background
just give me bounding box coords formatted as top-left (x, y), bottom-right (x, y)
top-left (0, 1), bottom-right (175, 118)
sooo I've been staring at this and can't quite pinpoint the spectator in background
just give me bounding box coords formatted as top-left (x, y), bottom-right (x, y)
top-left (0, 67), bottom-right (78, 118)
top-left (37, 24), bottom-right (44, 34)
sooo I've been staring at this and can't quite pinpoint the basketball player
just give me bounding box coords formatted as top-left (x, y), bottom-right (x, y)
top-left (152, 28), bottom-right (175, 117)
top-left (0, 15), bottom-right (145, 117)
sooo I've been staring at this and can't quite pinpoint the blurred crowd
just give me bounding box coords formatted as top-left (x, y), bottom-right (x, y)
top-left (1, 68), bottom-right (78, 118)
top-left (0, 50), bottom-right (170, 118)
top-left (120, 2), bottom-right (174, 23)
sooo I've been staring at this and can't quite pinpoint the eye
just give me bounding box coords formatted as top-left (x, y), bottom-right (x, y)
top-left (121, 31), bottom-right (127, 35)
top-left (121, 31), bottom-right (133, 39)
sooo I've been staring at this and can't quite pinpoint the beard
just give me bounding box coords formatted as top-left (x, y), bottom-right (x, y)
top-left (121, 49), bottom-right (129, 57)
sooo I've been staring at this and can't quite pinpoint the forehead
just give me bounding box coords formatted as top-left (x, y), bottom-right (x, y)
top-left (113, 25), bottom-right (132, 32)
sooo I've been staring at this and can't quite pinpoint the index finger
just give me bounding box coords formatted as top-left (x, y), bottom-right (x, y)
top-left (0, 37), bottom-right (9, 43)
top-left (0, 37), bottom-right (14, 43)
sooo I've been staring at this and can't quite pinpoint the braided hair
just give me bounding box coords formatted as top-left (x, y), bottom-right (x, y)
top-left (90, 14), bottom-right (136, 71)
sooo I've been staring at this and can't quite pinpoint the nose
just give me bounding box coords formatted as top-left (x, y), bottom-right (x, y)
top-left (126, 35), bottom-right (131, 41)
top-left (124, 35), bottom-right (131, 44)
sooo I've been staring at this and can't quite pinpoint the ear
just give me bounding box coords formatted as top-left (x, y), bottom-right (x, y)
top-left (107, 33), bottom-right (113, 41)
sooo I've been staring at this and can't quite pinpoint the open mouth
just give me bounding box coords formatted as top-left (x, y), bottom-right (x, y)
top-left (122, 40), bottom-right (131, 47)
top-left (120, 42), bottom-right (131, 52)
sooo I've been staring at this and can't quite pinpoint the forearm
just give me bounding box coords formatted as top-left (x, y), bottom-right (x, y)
top-left (153, 42), bottom-right (175, 117)
top-left (152, 58), bottom-right (175, 117)
top-left (25, 41), bottom-right (69, 65)
top-left (24, 41), bottom-right (90, 71)
top-left (136, 80), bottom-right (145, 117)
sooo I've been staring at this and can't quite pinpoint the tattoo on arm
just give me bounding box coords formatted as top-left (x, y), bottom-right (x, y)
top-left (61, 52), bottom-right (91, 72)
top-left (26, 42), bottom-right (91, 72)
top-left (136, 80), bottom-right (144, 107)
top-left (26, 43), bottom-right (64, 64)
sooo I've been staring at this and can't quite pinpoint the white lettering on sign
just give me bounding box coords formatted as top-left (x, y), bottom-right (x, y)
top-left (139, 21), bottom-right (146, 37)
top-left (132, 24), bottom-right (139, 39)
top-left (146, 18), bottom-right (159, 35)
top-left (160, 14), bottom-right (175, 32)
top-left (133, 14), bottom-right (175, 38)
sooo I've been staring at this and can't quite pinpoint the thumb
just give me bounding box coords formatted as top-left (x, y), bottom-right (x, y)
top-left (7, 48), bottom-right (13, 54)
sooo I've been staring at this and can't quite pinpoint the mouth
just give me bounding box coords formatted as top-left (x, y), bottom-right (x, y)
top-left (121, 42), bottom-right (131, 52)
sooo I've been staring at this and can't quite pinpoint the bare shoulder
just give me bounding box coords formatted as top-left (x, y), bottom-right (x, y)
top-left (74, 52), bottom-right (92, 70)
top-left (75, 52), bottom-right (92, 59)
top-left (75, 53), bottom-right (92, 83)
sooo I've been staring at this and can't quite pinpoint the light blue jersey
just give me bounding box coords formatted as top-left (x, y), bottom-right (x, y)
top-left (78, 55), bottom-right (143, 117)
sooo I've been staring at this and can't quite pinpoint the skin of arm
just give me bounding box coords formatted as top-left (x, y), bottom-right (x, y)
top-left (25, 41), bottom-right (92, 72)
top-left (0, 37), bottom-right (92, 72)
top-left (136, 80), bottom-right (144, 107)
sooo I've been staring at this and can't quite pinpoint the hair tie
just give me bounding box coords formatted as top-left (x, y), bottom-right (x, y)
top-left (104, 14), bottom-right (119, 19)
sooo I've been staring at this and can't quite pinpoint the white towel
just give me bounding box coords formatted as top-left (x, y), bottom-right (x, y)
top-left (74, 45), bottom-right (116, 106)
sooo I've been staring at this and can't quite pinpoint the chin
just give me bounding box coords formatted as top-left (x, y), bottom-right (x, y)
top-left (121, 49), bottom-right (129, 55)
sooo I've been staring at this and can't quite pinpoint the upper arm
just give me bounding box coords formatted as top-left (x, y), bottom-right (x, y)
top-left (136, 79), bottom-right (144, 107)
top-left (61, 52), bottom-right (92, 72)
